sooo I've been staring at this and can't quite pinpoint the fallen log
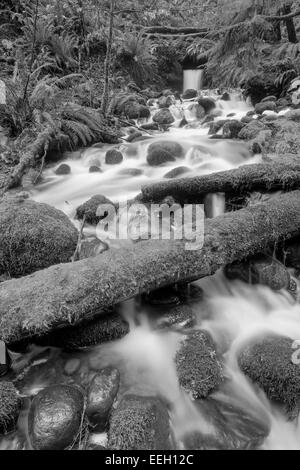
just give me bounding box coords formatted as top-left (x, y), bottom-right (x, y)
top-left (142, 26), bottom-right (209, 35)
top-left (0, 190), bottom-right (300, 344)
top-left (140, 163), bottom-right (300, 204)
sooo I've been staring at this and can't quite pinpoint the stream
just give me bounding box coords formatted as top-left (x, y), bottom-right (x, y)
top-left (1, 81), bottom-right (299, 450)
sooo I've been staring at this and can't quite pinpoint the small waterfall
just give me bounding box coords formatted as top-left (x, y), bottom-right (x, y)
top-left (183, 69), bottom-right (203, 92)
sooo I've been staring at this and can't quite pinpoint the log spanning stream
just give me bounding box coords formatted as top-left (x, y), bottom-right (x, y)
top-left (1, 91), bottom-right (300, 450)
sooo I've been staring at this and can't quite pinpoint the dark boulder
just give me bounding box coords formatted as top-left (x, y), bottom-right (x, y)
top-left (108, 395), bottom-right (170, 450)
top-left (0, 381), bottom-right (20, 435)
top-left (87, 367), bottom-right (120, 431)
top-left (28, 385), bottom-right (84, 450)
top-left (198, 97), bottom-right (216, 114)
top-left (238, 120), bottom-right (267, 140)
top-left (208, 120), bottom-right (228, 135)
top-left (158, 96), bottom-right (173, 108)
top-left (0, 198), bottom-right (78, 277)
top-left (163, 166), bottom-right (190, 179)
top-left (105, 149), bottom-right (123, 165)
top-left (89, 165), bottom-right (102, 173)
top-left (152, 109), bottom-right (175, 126)
top-left (55, 163), bottom-right (71, 175)
top-left (175, 330), bottom-right (224, 399)
top-left (221, 92), bottom-right (230, 101)
top-left (182, 89), bottom-right (198, 100)
top-left (187, 103), bottom-right (205, 120)
top-left (223, 120), bottom-right (245, 139)
top-left (255, 101), bottom-right (276, 115)
top-left (238, 335), bottom-right (300, 416)
top-left (76, 194), bottom-right (114, 225)
top-left (140, 122), bottom-right (159, 131)
top-left (147, 141), bottom-right (183, 166)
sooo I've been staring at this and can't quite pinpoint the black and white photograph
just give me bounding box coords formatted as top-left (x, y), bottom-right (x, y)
top-left (0, 0), bottom-right (300, 453)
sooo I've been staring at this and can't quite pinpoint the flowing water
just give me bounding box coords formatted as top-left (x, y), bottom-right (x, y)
top-left (183, 69), bottom-right (204, 92)
top-left (1, 90), bottom-right (299, 450)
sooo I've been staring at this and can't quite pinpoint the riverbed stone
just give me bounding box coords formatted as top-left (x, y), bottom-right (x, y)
top-left (0, 381), bottom-right (20, 435)
top-left (223, 120), bottom-right (245, 139)
top-left (28, 385), bottom-right (84, 450)
top-left (76, 194), bottom-right (114, 225)
top-left (198, 97), bottom-right (216, 114)
top-left (37, 311), bottom-right (129, 351)
top-left (89, 165), bottom-right (102, 173)
top-left (158, 95), bottom-right (173, 108)
top-left (255, 101), bottom-right (276, 115)
top-left (87, 367), bottom-right (120, 431)
top-left (187, 103), bottom-right (205, 120)
top-left (238, 334), bottom-right (300, 417)
top-left (156, 304), bottom-right (196, 329)
top-left (183, 397), bottom-right (270, 450)
top-left (147, 141), bottom-right (183, 166)
top-left (152, 109), bottom-right (175, 126)
top-left (182, 89), bottom-right (198, 100)
top-left (163, 166), bottom-right (190, 179)
top-left (238, 120), bottom-right (267, 140)
top-left (0, 198), bottom-right (78, 277)
top-left (105, 149), bottom-right (123, 165)
top-left (64, 358), bottom-right (81, 376)
top-left (108, 394), bottom-right (170, 450)
top-left (175, 330), bottom-right (224, 399)
top-left (55, 163), bottom-right (71, 175)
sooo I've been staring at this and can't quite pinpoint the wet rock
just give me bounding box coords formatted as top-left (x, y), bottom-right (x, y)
top-left (126, 131), bottom-right (143, 143)
top-left (238, 334), bottom-right (300, 416)
top-left (0, 341), bottom-right (11, 377)
top-left (0, 198), bottom-right (78, 277)
top-left (140, 122), bottom-right (159, 131)
top-left (76, 194), bottom-right (114, 225)
top-left (21, 168), bottom-right (42, 189)
top-left (29, 385), bottom-right (84, 450)
top-left (0, 381), bottom-right (20, 435)
top-left (241, 115), bottom-right (253, 124)
top-left (267, 118), bottom-right (300, 154)
top-left (178, 283), bottom-right (204, 303)
top-left (64, 358), bottom-right (81, 376)
top-left (255, 101), bottom-right (276, 115)
top-left (238, 120), bottom-right (267, 140)
top-left (118, 168), bottom-right (143, 177)
top-left (221, 92), bottom-right (230, 101)
top-left (224, 255), bottom-right (291, 291)
top-left (179, 118), bottom-right (188, 128)
top-left (198, 97), bottom-right (216, 114)
top-left (276, 97), bottom-right (290, 109)
top-left (146, 141), bottom-right (183, 167)
top-left (182, 89), bottom-right (198, 100)
top-left (285, 237), bottom-right (300, 270)
top-left (87, 367), bottom-right (120, 431)
top-left (187, 103), bottom-right (205, 120)
top-left (223, 120), bottom-right (245, 139)
top-left (89, 165), bottom-right (102, 173)
top-left (175, 330), bottom-right (224, 399)
top-left (163, 166), bottom-right (190, 179)
top-left (208, 120), bottom-right (228, 135)
top-left (156, 304), bottom-right (196, 329)
top-left (158, 95), bottom-right (173, 108)
top-left (152, 108), bottom-right (175, 126)
top-left (183, 397), bottom-right (270, 450)
top-left (37, 311), bottom-right (129, 351)
top-left (55, 163), bottom-right (71, 175)
top-left (108, 395), bottom-right (170, 450)
top-left (145, 286), bottom-right (181, 306)
top-left (112, 94), bottom-right (150, 120)
top-left (105, 149), bottom-right (123, 165)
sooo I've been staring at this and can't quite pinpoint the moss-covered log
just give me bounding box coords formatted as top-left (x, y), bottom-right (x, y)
top-left (141, 163), bottom-right (300, 204)
top-left (0, 190), bottom-right (300, 344)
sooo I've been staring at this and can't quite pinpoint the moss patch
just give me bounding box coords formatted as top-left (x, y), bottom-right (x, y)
top-left (0, 381), bottom-right (20, 435)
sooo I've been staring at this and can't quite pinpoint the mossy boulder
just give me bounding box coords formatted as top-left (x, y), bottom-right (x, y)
top-left (152, 109), bottom-right (175, 126)
top-left (28, 385), bottom-right (84, 450)
top-left (285, 109), bottom-right (300, 122)
top-left (105, 149), bottom-right (124, 165)
top-left (108, 395), bottom-right (170, 450)
top-left (147, 141), bottom-right (183, 166)
top-left (155, 304), bottom-right (196, 330)
top-left (187, 103), bottom-right (205, 120)
top-left (175, 330), bottom-right (224, 399)
top-left (0, 198), bottom-right (78, 277)
top-left (76, 194), bottom-right (114, 225)
top-left (157, 96), bottom-right (173, 108)
top-left (182, 89), bottom-right (198, 100)
top-left (163, 166), bottom-right (191, 179)
top-left (255, 101), bottom-right (276, 115)
top-left (112, 93), bottom-right (150, 120)
top-left (224, 255), bottom-right (291, 291)
top-left (238, 120), bottom-right (267, 140)
top-left (87, 367), bottom-right (120, 432)
top-left (55, 163), bottom-right (71, 175)
top-left (198, 97), bottom-right (216, 114)
top-left (36, 311), bottom-right (129, 351)
top-left (0, 381), bottom-right (20, 435)
top-left (238, 335), bottom-right (300, 416)
top-left (223, 120), bottom-right (245, 139)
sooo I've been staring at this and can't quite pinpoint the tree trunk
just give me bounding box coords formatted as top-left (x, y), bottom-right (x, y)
top-left (283, 4), bottom-right (298, 43)
top-left (101, 0), bottom-right (115, 115)
top-left (1, 190), bottom-right (300, 344)
top-left (140, 163), bottom-right (300, 204)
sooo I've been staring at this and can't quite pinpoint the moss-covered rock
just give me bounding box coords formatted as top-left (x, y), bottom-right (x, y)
top-left (238, 335), bottom-right (300, 416)
top-left (224, 255), bottom-right (291, 291)
top-left (238, 120), bottom-right (268, 140)
top-left (223, 120), bottom-right (245, 139)
top-left (152, 109), bottom-right (175, 126)
top-left (0, 198), bottom-right (78, 277)
top-left (198, 97), bottom-right (216, 114)
top-left (182, 89), bottom-right (198, 100)
top-left (146, 141), bottom-right (183, 167)
top-left (155, 304), bottom-right (196, 330)
top-left (0, 381), bottom-right (20, 435)
top-left (76, 194), bottom-right (114, 225)
top-left (108, 395), bottom-right (170, 450)
top-left (105, 149), bottom-right (123, 165)
top-left (255, 101), bottom-right (276, 115)
top-left (36, 311), bottom-right (129, 351)
top-left (175, 330), bottom-right (224, 399)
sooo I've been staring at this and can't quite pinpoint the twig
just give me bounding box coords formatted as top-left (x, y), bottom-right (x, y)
top-left (72, 215), bottom-right (86, 263)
